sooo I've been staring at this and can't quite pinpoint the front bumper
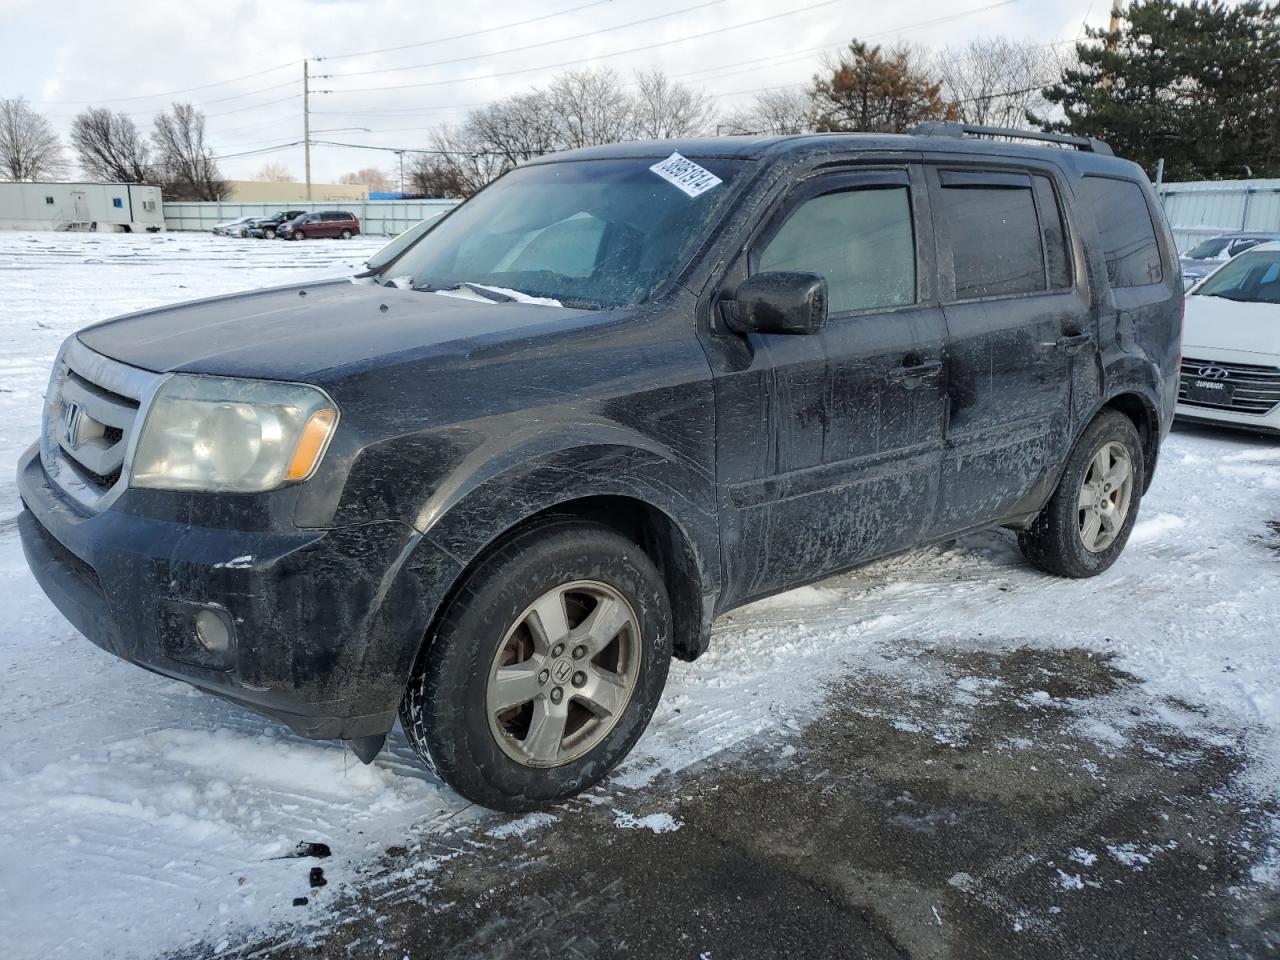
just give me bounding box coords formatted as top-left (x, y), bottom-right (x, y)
top-left (1175, 404), bottom-right (1280, 435)
top-left (17, 443), bottom-right (449, 741)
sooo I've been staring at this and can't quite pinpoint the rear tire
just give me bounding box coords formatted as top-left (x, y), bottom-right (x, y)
top-left (400, 520), bottom-right (673, 811)
top-left (264, 227), bottom-right (276, 239)
top-left (1018, 410), bottom-right (1145, 578)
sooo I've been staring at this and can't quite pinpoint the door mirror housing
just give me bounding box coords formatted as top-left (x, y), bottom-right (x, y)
top-left (727, 271), bottom-right (828, 335)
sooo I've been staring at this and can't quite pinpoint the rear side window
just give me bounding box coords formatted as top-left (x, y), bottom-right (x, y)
top-left (1082, 177), bottom-right (1162, 287)
top-left (937, 174), bottom-right (1043, 299)
top-left (757, 186), bottom-right (915, 313)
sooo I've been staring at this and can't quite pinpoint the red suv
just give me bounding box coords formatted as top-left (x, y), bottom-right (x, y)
top-left (279, 211), bottom-right (360, 240)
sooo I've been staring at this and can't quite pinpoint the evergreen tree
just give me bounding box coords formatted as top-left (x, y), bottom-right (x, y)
top-left (810, 41), bottom-right (958, 134)
top-left (1038, 1), bottom-right (1280, 180)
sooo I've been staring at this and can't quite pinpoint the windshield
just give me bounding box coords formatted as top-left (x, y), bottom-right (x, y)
top-left (379, 156), bottom-right (748, 309)
top-left (364, 216), bottom-right (444, 273)
top-left (1194, 249), bottom-right (1280, 303)
top-left (1186, 237), bottom-right (1233, 260)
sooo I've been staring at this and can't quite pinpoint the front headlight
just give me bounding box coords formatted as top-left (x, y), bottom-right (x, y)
top-left (130, 375), bottom-right (338, 493)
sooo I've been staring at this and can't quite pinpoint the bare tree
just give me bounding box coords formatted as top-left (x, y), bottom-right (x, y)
top-left (151, 103), bottom-right (227, 201)
top-left (406, 153), bottom-right (469, 198)
top-left (425, 125), bottom-right (510, 197)
top-left (548, 68), bottom-right (635, 147)
top-left (69, 107), bottom-right (151, 183)
top-left (720, 88), bottom-right (815, 135)
top-left (0, 97), bottom-right (67, 181)
top-left (338, 166), bottom-right (392, 191)
top-left (632, 69), bottom-right (716, 139)
top-left (466, 93), bottom-right (560, 167)
top-left (255, 161), bottom-right (296, 182)
top-left (936, 37), bottom-right (1065, 129)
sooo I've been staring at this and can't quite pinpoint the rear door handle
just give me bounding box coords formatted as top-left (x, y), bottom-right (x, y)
top-left (889, 359), bottom-right (943, 387)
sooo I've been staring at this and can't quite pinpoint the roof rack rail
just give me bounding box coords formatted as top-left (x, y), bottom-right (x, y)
top-left (911, 121), bottom-right (1113, 156)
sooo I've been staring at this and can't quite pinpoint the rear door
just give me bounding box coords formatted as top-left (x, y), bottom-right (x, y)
top-left (926, 162), bottom-right (1089, 533)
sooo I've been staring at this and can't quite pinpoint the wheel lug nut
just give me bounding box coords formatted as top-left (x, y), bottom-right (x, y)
top-left (551, 643), bottom-right (565, 657)
top-left (572, 671), bottom-right (587, 688)
top-left (538, 669), bottom-right (550, 685)
top-left (572, 645), bottom-right (587, 660)
top-left (550, 686), bottom-right (564, 704)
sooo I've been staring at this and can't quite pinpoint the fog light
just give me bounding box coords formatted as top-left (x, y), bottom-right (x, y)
top-left (195, 608), bottom-right (231, 654)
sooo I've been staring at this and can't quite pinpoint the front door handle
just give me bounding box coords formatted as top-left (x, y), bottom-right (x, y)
top-left (889, 359), bottom-right (943, 388)
top-left (1052, 332), bottom-right (1091, 353)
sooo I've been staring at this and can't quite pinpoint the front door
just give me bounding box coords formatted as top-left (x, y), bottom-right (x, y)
top-left (702, 164), bottom-right (949, 607)
top-left (924, 163), bottom-right (1090, 533)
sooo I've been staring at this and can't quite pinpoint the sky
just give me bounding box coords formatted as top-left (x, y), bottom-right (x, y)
top-left (0, 0), bottom-right (1109, 185)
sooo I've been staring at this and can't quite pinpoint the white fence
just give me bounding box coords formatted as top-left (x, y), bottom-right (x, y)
top-left (163, 181), bottom-right (1280, 252)
top-left (163, 199), bottom-right (460, 236)
top-left (1158, 178), bottom-right (1280, 252)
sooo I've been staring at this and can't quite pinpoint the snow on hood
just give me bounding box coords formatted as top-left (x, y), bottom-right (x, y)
top-left (1183, 294), bottom-right (1280, 358)
top-left (429, 283), bottom-right (563, 307)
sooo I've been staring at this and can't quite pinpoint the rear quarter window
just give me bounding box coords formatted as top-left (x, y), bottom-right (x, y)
top-left (1082, 176), bottom-right (1163, 287)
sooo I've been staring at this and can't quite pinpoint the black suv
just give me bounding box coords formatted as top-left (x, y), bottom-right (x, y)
top-left (247, 209), bottom-right (307, 239)
top-left (17, 125), bottom-right (1182, 811)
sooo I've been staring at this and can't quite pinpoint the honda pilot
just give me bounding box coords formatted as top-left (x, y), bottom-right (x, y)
top-left (18, 125), bottom-right (1182, 811)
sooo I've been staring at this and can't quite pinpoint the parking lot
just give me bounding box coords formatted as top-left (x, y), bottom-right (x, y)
top-left (0, 232), bottom-right (1277, 959)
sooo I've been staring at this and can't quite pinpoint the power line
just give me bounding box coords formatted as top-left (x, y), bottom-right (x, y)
top-left (28, 61), bottom-right (299, 106)
top-left (315, 0), bottom-right (618, 61)
top-left (321, 0), bottom-right (843, 95)
top-left (326, 0), bottom-right (732, 80)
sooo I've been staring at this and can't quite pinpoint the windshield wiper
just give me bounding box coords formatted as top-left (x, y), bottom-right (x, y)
top-left (414, 280), bottom-right (515, 303)
top-left (454, 282), bottom-right (514, 303)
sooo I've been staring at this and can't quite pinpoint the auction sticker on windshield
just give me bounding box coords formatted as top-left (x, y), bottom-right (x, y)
top-left (650, 152), bottom-right (723, 198)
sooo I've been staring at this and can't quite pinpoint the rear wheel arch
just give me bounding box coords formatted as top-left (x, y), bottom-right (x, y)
top-left (1100, 391), bottom-right (1159, 491)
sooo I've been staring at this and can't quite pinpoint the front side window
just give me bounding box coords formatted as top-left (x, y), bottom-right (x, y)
top-left (383, 156), bottom-right (747, 308)
top-left (1194, 249), bottom-right (1280, 304)
top-left (1082, 176), bottom-right (1163, 287)
top-left (937, 175), bottom-right (1045, 300)
top-left (757, 186), bottom-right (916, 314)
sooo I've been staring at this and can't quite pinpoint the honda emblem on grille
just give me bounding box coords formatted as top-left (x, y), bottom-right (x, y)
top-left (61, 401), bottom-right (84, 450)
top-left (1197, 365), bottom-right (1229, 380)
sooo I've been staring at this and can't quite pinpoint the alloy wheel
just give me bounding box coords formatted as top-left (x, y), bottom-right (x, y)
top-left (485, 580), bottom-right (640, 768)
top-left (1077, 440), bottom-right (1134, 553)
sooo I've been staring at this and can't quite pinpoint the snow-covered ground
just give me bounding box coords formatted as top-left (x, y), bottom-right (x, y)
top-left (0, 231), bottom-right (1277, 959)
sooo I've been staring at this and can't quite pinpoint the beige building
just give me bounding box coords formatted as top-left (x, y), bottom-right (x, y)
top-left (223, 180), bottom-right (368, 202)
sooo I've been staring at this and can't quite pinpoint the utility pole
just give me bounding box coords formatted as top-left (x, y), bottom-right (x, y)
top-left (303, 60), bottom-right (312, 201)
top-left (397, 151), bottom-right (405, 196)
top-left (1101, 5), bottom-right (1123, 90)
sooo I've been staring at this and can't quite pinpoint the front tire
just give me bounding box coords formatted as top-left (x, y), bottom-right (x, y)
top-left (340, 229), bottom-right (352, 240)
top-left (293, 230), bottom-right (305, 241)
top-left (400, 521), bottom-right (673, 811)
top-left (1018, 410), bottom-right (1145, 578)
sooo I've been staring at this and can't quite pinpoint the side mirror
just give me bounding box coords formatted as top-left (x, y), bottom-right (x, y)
top-left (726, 271), bottom-right (828, 335)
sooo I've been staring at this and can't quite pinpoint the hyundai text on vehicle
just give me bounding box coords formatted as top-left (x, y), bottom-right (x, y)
top-left (18, 126), bottom-right (1183, 811)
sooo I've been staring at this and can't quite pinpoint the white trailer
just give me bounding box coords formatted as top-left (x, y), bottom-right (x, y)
top-left (0, 182), bottom-right (165, 232)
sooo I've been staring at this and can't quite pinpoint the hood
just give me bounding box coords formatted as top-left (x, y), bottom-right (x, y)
top-left (77, 279), bottom-right (593, 381)
top-left (1179, 257), bottom-right (1219, 280)
top-left (1182, 293), bottom-right (1280, 358)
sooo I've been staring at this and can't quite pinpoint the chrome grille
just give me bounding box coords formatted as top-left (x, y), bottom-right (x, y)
top-left (1178, 356), bottom-right (1280, 416)
top-left (41, 337), bottom-right (164, 511)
